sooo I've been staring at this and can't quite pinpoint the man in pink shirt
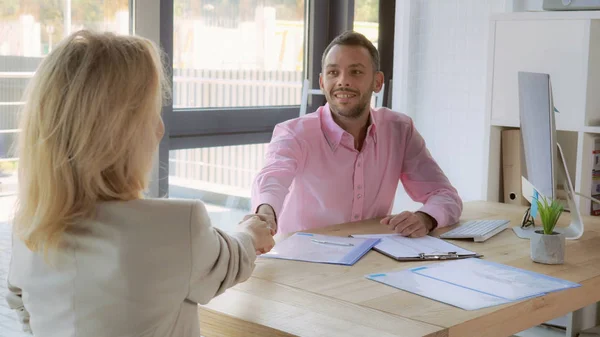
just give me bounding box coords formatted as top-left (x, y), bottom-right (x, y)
top-left (250, 31), bottom-right (462, 238)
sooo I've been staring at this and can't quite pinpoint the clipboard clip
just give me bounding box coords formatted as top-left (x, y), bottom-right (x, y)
top-left (418, 252), bottom-right (460, 260)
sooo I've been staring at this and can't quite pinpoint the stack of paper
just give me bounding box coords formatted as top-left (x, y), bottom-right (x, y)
top-left (260, 233), bottom-right (380, 265)
top-left (351, 234), bottom-right (479, 261)
top-left (366, 258), bottom-right (580, 310)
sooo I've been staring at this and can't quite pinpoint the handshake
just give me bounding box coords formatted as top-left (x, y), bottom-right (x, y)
top-left (237, 204), bottom-right (278, 255)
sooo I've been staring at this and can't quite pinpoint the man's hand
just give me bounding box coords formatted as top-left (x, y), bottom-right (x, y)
top-left (380, 211), bottom-right (436, 238)
top-left (242, 204), bottom-right (277, 235)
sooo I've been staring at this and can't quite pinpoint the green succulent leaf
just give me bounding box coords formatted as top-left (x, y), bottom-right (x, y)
top-left (536, 196), bottom-right (564, 235)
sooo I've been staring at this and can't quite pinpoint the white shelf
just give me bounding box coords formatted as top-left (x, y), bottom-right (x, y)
top-left (583, 126), bottom-right (600, 134)
top-left (492, 10), bottom-right (600, 21)
top-left (484, 12), bottom-right (600, 217)
top-left (483, 12), bottom-right (600, 334)
top-left (490, 120), bottom-right (583, 133)
top-left (513, 325), bottom-right (567, 337)
top-left (490, 119), bottom-right (519, 128)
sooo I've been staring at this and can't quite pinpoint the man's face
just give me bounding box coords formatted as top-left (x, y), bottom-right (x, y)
top-left (319, 45), bottom-right (383, 120)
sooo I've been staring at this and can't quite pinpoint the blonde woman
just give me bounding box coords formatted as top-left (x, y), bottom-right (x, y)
top-left (6, 30), bottom-right (275, 337)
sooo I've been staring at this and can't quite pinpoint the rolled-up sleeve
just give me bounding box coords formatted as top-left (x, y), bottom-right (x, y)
top-left (400, 119), bottom-right (463, 227)
top-left (186, 201), bottom-right (257, 305)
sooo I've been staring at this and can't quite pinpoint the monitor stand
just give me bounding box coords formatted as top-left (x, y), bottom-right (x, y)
top-left (513, 142), bottom-right (584, 240)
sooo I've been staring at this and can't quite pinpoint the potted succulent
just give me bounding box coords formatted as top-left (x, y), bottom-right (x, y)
top-left (530, 196), bottom-right (565, 265)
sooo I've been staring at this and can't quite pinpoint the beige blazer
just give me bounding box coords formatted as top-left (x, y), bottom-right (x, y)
top-left (6, 198), bottom-right (256, 337)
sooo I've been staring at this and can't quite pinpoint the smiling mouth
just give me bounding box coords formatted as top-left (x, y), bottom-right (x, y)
top-left (334, 91), bottom-right (358, 99)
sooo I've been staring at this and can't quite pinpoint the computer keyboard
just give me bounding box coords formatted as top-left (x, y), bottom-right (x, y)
top-left (440, 219), bottom-right (510, 242)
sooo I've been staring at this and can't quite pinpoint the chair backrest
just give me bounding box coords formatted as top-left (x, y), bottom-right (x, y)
top-left (299, 79), bottom-right (385, 116)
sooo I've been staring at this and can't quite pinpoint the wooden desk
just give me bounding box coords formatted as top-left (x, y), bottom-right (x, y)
top-left (198, 201), bottom-right (600, 337)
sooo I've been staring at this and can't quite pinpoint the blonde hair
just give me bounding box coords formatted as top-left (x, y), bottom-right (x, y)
top-left (14, 30), bottom-right (169, 254)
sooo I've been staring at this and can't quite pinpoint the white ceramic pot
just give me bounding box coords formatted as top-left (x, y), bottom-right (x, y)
top-left (530, 230), bottom-right (565, 265)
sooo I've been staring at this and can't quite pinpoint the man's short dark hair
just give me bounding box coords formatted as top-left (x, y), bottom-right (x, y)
top-left (321, 31), bottom-right (380, 71)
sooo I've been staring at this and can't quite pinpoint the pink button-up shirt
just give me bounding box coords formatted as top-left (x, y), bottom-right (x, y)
top-left (252, 104), bottom-right (462, 234)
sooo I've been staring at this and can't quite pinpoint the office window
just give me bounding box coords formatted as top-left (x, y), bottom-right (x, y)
top-left (352, 0), bottom-right (380, 107)
top-left (0, 1), bottom-right (129, 198)
top-left (169, 144), bottom-right (268, 230)
top-left (354, 0), bottom-right (379, 48)
top-left (172, 0), bottom-right (305, 109)
top-left (162, 0), bottom-right (395, 208)
top-left (167, 0), bottom-right (307, 222)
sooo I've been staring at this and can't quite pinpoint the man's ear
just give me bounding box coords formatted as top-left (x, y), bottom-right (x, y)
top-left (319, 73), bottom-right (324, 90)
top-left (373, 71), bottom-right (384, 93)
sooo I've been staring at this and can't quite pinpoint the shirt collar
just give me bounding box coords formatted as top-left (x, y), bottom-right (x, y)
top-left (320, 103), bottom-right (378, 151)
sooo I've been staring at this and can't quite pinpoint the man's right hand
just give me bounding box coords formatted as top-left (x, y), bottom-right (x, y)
top-left (242, 204), bottom-right (278, 235)
top-left (237, 215), bottom-right (275, 255)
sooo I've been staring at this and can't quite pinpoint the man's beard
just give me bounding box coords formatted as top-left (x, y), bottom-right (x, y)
top-left (329, 93), bottom-right (371, 119)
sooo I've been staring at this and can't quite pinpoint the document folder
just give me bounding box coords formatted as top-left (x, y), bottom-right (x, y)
top-left (350, 234), bottom-right (481, 261)
top-left (260, 233), bottom-right (380, 265)
top-left (366, 258), bottom-right (580, 310)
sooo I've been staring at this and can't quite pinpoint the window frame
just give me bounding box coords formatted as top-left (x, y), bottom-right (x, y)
top-left (167, 0), bottom-right (319, 146)
top-left (140, 0), bottom-right (396, 196)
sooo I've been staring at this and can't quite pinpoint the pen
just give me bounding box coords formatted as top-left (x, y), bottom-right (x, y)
top-left (311, 239), bottom-right (354, 247)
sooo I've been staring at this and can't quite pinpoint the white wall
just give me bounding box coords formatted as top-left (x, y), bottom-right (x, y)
top-left (391, 0), bottom-right (506, 212)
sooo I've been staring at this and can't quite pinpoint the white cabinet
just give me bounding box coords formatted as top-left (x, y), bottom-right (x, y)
top-left (484, 11), bottom-right (600, 215)
top-left (491, 19), bottom-right (592, 130)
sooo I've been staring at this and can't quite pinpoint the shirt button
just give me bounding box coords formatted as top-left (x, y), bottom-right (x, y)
top-left (357, 194), bottom-right (362, 199)
top-left (354, 215), bottom-right (359, 219)
top-left (357, 163), bottom-right (361, 167)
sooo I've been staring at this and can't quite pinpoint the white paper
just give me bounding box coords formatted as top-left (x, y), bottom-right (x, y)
top-left (366, 258), bottom-right (580, 310)
top-left (367, 270), bottom-right (509, 310)
top-left (351, 234), bottom-right (476, 258)
top-left (412, 258), bottom-right (579, 301)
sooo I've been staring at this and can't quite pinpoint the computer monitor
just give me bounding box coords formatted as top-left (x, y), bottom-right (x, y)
top-left (518, 72), bottom-right (557, 200)
top-left (514, 71), bottom-right (584, 240)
